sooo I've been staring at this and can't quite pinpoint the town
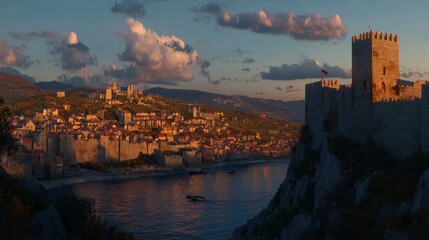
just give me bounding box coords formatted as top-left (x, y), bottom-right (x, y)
top-left (1, 82), bottom-right (300, 180)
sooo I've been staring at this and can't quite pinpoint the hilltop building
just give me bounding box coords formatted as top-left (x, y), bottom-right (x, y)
top-left (89, 81), bottom-right (144, 103)
top-left (306, 31), bottom-right (429, 158)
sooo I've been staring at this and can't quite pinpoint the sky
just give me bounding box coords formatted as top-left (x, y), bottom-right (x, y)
top-left (1, 0), bottom-right (429, 101)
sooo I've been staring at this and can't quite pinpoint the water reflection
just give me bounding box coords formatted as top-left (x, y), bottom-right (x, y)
top-left (49, 160), bottom-right (289, 239)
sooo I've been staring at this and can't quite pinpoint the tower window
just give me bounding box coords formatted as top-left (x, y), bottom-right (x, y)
top-left (381, 82), bottom-right (386, 91)
top-left (383, 67), bottom-right (386, 75)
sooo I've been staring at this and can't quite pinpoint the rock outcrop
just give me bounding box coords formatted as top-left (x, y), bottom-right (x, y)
top-left (231, 131), bottom-right (429, 239)
top-left (28, 204), bottom-right (68, 240)
top-left (411, 168), bottom-right (429, 212)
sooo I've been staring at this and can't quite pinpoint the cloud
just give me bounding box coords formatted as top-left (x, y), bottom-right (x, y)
top-left (48, 32), bottom-right (97, 72)
top-left (218, 10), bottom-right (347, 40)
top-left (191, 2), bottom-right (223, 23)
top-left (108, 18), bottom-right (199, 84)
top-left (242, 57), bottom-right (255, 64)
top-left (400, 66), bottom-right (429, 79)
top-left (194, 4), bottom-right (347, 41)
top-left (208, 75), bottom-right (259, 86)
top-left (231, 47), bottom-right (251, 56)
top-left (111, 0), bottom-right (146, 18)
top-left (191, 2), bottom-right (222, 15)
top-left (260, 58), bottom-right (351, 80)
top-left (9, 30), bottom-right (59, 41)
top-left (200, 59), bottom-right (211, 81)
top-left (242, 67), bottom-right (250, 72)
top-left (0, 39), bottom-right (33, 69)
top-left (275, 85), bottom-right (300, 93)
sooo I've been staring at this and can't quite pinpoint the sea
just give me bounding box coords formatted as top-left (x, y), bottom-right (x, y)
top-left (48, 160), bottom-right (289, 240)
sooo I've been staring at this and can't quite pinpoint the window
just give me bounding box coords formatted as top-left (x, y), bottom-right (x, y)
top-left (383, 67), bottom-right (386, 75)
top-left (363, 81), bottom-right (367, 90)
top-left (381, 82), bottom-right (386, 91)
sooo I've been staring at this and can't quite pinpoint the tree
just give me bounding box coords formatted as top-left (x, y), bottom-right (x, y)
top-left (0, 97), bottom-right (13, 154)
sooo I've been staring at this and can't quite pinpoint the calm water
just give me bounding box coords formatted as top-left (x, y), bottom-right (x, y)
top-left (49, 160), bottom-right (289, 240)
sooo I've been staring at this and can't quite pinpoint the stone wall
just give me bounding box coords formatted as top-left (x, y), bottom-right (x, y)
top-left (421, 85), bottom-right (429, 152)
top-left (372, 99), bottom-right (421, 158)
top-left (305, 80), bottom-right (340, 151)
top-left (352, 31), bottom-right (399, 102)
top-left (31, 133), bottom-right (157, 164)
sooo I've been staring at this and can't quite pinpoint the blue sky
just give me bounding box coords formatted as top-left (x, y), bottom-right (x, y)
top-left (0, 0), bottom-right (428, 101)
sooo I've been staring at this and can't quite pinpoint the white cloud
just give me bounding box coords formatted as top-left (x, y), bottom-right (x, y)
top-left (0, 39), bottom-right (33, 69)
top-left (48, 32), bottom-right (97, 71)
top-left (108, 18), bottom-right (199, 84)
top-left (193, 3), bottom-right (347, 41)
top-left (261, 58), bottom-right (351, 80)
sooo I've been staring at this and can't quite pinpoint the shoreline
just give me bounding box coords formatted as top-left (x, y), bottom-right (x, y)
top-left (41, 158), bottom-right (290, 190)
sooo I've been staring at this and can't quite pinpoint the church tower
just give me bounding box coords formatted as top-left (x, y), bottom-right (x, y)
top-left (352, 31), bottom-right (400, 102)
top-left (127, 84), bottom-right (134, 99)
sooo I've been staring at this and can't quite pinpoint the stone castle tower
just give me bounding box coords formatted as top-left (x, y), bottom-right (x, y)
top-left (352, 31), bottom-right (399, 102)
top-left (305, 30), bottom-right (429, 158)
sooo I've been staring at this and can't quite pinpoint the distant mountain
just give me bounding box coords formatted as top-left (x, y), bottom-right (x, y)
top-left (145, 87), bottom-right (305, 122)
top-left (0, 67), bottom-right (36, 83)
top-left (35, 81), bottom-right (74, 90)
top-left (0, 72), bottom-right (48, 103)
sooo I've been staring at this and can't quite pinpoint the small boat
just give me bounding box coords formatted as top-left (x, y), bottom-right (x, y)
top-left (186, 195), bottom-right (205, 202)
top-left (227, 168), bottom-right (235, 174)
top-left (187, 167), bottom-right (203, 175)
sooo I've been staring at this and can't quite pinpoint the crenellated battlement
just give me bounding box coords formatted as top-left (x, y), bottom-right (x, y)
top-left (306, 79), bottom-right (341, 91)
top-left (352, 31), bottom-right (399, 44)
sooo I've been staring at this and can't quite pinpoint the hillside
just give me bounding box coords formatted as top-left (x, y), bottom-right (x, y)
top-left (145, 87), bottom-right (305, 123)
top-left (0, 72), bottom-right (49, 104)
top-left (35, 81), bottom-right (74, 90)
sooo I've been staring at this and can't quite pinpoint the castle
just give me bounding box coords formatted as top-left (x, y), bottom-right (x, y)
top-left (89, 82), bottom-right (144, 103)
top-left (305, 31), bottom-right (429, 158)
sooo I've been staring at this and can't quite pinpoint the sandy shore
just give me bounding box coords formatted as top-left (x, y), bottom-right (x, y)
top-left (41, 159), bottom-right (290, 190)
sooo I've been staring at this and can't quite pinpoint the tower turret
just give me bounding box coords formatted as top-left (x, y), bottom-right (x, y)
top-left (352, 31), bottom-right (399, 102)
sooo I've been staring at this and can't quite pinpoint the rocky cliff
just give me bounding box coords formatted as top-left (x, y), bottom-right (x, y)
top-left (231, 129), bottom-right (429, 239)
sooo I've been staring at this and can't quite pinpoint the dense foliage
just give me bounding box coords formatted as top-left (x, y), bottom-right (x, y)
top-left (0, 97), bottom-right (14, 152)
top-left (0, 177), bottom-right (47, 239)
top-left (55, 194), bottom-right (134, 240)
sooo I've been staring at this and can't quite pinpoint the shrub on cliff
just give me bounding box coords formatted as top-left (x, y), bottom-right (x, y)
top-left (55, 194), bottom-right (134, 240)
top-left (0, 177), bottom-right (48, 238)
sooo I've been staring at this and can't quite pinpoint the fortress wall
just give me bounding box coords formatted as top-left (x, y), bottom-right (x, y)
top-left (421, 85), bottom-right (429, 152)
top-left (398, 81), bottom-right (428, 100)
top-left (73, 138), bottom-right (100, 163)
top-left (305, 81), bottom-right (340, 150)
top-left (337, 87), bottom-right (355, 137)
top-left (351, 99), bottom-right (373, 142)
top-left (119, 140), bottom-right (149, 161)
top-left (58, 133), bottom-right (77, 165)
top-left (47, 134), bottom-right (58, 157)
top-left (106, 138), bottom-right (119, 161)
top-left (32, 132), bottom-right (47, 151)
top-left (372, 100), bottom-right (421, 158)
top-left (305, 83), bottom-right (325, 150)
top-left (32, 133), bottom-right (160, 164)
